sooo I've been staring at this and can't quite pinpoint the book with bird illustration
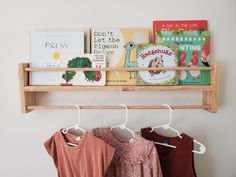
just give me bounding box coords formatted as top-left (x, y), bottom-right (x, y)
top-left (136, 43), bottom-right (178, 85)
top-left (91, 28), bottom-right (149, 85)
top-left (156, 31), bottom-right (211, 85)
top-left (30, 28), bottom-right (90, 85)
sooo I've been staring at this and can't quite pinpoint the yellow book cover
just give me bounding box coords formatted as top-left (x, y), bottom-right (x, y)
top-left (91, 28), bottom-right (150, 85)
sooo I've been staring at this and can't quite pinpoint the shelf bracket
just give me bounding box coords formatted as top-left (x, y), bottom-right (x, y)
top-left (19, 63), bottom-right (35, 113)
top-left (202, 62), bottom-right (219, 113)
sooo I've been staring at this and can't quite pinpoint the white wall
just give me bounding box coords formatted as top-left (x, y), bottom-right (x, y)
top-left (0, 0), bottom-right (235, 176)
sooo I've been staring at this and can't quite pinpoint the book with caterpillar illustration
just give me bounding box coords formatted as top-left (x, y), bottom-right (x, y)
top-left (157, 31), bottom-right (210, 85)
top-left (32, 52), bottom-right (106, 86)
top-left (91, 28), bottom-right (150, 85)
top-left (60, 53), bottom-right (106, 86)
top-left (32, 51), bottom-right (106, 85)
top-left (136, 43), bottom-right (178, 85)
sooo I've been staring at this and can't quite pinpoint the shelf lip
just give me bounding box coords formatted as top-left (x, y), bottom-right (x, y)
top-left (27, 105), bottom-right (212, 110)
top-left (24, 66), bottom-right (214, 72)
top-left (24, 85), bottom-right (214, 92)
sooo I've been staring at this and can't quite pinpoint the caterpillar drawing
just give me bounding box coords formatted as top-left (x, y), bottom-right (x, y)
top-left (62, 57), bottom-right (102, 84)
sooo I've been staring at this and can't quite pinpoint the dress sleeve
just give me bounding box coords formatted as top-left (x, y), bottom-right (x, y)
top-left (148, 144), bottom-right (163, 177)
top-left (44, 135), bottom-right (59, 167)
top-left (102, 143), bottom-right (115, 173)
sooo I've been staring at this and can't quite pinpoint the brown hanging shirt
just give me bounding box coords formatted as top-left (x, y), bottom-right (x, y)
top-left (44, 130), bottom-right (115, 177)
top-left (141, 127), bottom-right (197, 177)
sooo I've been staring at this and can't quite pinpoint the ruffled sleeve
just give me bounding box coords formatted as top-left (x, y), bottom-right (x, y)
top-left (148, 143), bottom-right (163, 177)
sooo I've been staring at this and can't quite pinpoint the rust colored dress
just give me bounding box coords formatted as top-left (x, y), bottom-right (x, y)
top-left (44, 130), bottom-right (115, 177)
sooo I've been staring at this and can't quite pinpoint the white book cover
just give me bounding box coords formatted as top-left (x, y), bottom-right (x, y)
top-left (30, 30), bottom-right (85, 85)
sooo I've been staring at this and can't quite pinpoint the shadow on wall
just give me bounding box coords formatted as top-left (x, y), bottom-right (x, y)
top-left (194, 128), bottom-right (215, 177)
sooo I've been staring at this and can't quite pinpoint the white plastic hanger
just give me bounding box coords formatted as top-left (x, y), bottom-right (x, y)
top-left (151, 104), bottom-right (206, 154)
top-left (62, 104), bottom-right (86, 146)
top-left (150, 104), bottom-right (182, 138)
top-left (110, 104), bottom-right (136, 138)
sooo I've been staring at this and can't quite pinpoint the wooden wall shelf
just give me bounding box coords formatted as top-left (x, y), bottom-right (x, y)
top-left (19, 62), bottom-right (219, 113)
top-left (24, 85), bottom-right (214, 92)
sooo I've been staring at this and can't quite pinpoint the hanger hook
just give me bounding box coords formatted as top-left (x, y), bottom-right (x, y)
top-left (120, 104), bottom-right (128, 125)
top-left (162, 104), bottom-right (172, 126)
top-left (74, 104), bottom-right (81, 127)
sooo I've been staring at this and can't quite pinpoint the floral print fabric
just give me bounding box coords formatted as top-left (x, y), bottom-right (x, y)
top-left (93, 128), bottom-right (163, 177)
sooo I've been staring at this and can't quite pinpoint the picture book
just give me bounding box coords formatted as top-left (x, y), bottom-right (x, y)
top-left (30, 29), bottom-right (87, 85)
top-left (31, 52), bottom-right (105, 86)
top-left (60, 53), bottom-right (106, 86)
top-left (157, 31), bottom-right (210, 85)
top-left (153, 20), bottom-right (208, 43)
top-left (136, 43), bottom-right (178, 85)
top-left (31, 27), bottom-right (91, 53)
top-left (91, 28), bottom-right (149, 85)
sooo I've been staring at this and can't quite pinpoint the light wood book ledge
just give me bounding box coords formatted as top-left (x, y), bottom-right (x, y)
top-left (19, 62), bottom-right (219, 113)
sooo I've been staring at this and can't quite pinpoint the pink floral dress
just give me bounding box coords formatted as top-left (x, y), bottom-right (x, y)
top-left (93, 128), bottom-right (163, 177)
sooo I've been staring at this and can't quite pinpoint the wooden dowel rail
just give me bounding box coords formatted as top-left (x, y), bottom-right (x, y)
top-left (27, 105), bottom-right (212, 110)
top-left (24, 66), bottom-right (214, 72)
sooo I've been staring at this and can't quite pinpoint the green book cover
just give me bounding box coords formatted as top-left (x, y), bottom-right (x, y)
top-left (136, 43), bottom-right (178, 85)
top-left (157, 31), bottom-right (210, 85)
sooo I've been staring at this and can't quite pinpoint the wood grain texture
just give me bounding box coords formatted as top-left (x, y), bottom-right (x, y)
top-left (210, 62), bottom-right (219, 113)
top-left (19, 63), bottom-right (35, 113)
top-left (24, 85), bottom-right (214, 92)
top-left (25, 66), bottom-right (214, 72)
top-left (27, 105), bottom-right (212, 110)
top-left (19, 62), bottom-right (219, 113)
